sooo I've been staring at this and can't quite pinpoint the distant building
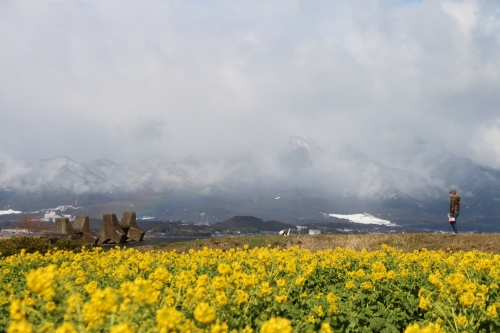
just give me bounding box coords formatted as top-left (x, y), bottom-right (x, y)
top-left (0, 228), bottom-right (30, 237)
top-left (309, 229), bottom-right (321, 235)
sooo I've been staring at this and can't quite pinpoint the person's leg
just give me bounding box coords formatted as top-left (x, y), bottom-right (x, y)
top-left (450, 222), bottom-right (458, 234)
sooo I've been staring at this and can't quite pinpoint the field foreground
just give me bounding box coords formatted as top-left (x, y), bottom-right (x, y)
top-left (1, 235), bottom-right (500, 332)
top-left (150, 233), bottom-right (500, 254)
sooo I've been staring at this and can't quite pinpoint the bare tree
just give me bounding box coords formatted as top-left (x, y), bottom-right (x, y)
top-left (14, 214), bottom-right (53, 236)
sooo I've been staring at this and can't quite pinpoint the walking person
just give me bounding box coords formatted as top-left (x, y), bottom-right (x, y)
top-left (449, 189), bottom-right (460, 234)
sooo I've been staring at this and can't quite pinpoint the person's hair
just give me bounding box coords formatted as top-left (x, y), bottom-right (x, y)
top-left (449, 189), bottom-right (457, 195)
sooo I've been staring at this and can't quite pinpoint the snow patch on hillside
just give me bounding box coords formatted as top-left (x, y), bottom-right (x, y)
top-left (0, 209), bottom-right (22, 215)
top-left (329, 213), bottom-right (399, 227)
top-left (33, 205), bottom-right (79, 221)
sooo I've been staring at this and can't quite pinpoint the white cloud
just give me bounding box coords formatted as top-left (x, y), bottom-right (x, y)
top-left (471, 123), bottom-right (500, 168)
top-left (1, 0), bottom-right (500, 169)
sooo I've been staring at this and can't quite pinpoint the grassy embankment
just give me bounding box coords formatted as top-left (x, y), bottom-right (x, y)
top-left (149, 233), bottom-right (500, 253)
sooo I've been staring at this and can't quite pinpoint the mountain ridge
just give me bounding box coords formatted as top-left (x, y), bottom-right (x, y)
top-left (1, 137), bottom-right (499, 231)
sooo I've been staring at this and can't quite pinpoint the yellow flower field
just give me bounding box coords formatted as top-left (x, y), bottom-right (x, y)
top-left (1, 244), bottom-right (499, 332)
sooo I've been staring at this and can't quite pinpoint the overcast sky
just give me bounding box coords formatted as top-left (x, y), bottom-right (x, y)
top-left (1, 0), bottom-right (500, 169)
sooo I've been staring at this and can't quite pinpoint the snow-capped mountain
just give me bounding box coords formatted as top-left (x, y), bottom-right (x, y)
top-left (1, 136), bottom-right (500, 229)
top-left (6, 156), bottom-right (115, 194)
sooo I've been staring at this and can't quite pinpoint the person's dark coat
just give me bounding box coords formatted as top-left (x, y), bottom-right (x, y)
top-left (449, 195), bottom-right (461, 215)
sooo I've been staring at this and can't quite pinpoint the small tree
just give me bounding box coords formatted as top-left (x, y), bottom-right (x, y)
top-left (14, 214), bottom-right (53, 236)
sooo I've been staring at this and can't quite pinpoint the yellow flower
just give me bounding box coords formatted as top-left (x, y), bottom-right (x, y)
top-left (260, 282), bottom-right (273, 296)
top-left (24, 298), bottom-right (35, 306)
top-left (360, 282), bottom-right (373, 290)
top-left (215, 291), bottom-right (228, 306)
top-left (260, 317), bottom-right (293, 333)
top-left (156, 306), bottom-right (183, 330)
top-left (242, 326), bottom-right (254, 333)
top-left (276, 279), bottom-right (286, 287)
top-left (236, 290), bottom-right (249, 305)
top-left (456, 315), bottom-right (467, 326)
top-left (38, 322), bottom-right (55, 333)
top-left (403, 322), bottom-right (446, 333)
top-left (9, 299), bottom-right (26, 321)
top-left (110, 323), bottom-right (134, 333)
top-left (55, 323), bottom-right (77, 333)
top-left (212, 276), bottom-right (226, 290)
top-left (307, 315), bottom-right (315, 323)
top-left (45, 301), bottom-right (56, 312)
top-left (275, 295), bottom-right (287, 304)
top-left (81, 287), bottom-right (118, 325)
top-left (26, 265), bottom-right (58, 300)
top-left (459, 292), bottom-right (475, 307)
top-left (316, 305), bottom-right (324, 317)
top-left (131, 277), bottom-right (154, 304)
top-left (486, 304), bottom-right (497, 318)
top-left (67, 294), bottom-right (82, 313)
top-left (194, 302), bottom-right (216, 324)
top-left (319, 322), bottom-right (334, 333)
top-left (419, 296), bottom-right (431, 310)
top-left (295, 276), bottom-right (306, 286)
top-left (326, 293), bottom-right (339, 303)
top-left (210, 320), bottom-right (229, 333)
top-left (328, 304), bottom-right (338, 313)
top-left (75, 276), bottom-right (85, 285)
top-left (217, 263), bottom-right (232, 276)
top-left (428, 274), bottom-right (444, 293)
top-left (84, 281), bottom-right (98, 294)
top-left (403, 323), bottom-right (420, 333)
top-left (7, 320), bottom-right (33, 333)
top-left (345, 281), bottom-right (355, 290)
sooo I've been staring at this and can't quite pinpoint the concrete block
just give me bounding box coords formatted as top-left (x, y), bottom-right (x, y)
top-left (120, 211), bottom-right (145, 242)
top-left (97, 213), bottom-right (126, 245)
top-left (74, 216), bottom-right (99, 245)
top-left (55, 217), bottom-right (75, 234)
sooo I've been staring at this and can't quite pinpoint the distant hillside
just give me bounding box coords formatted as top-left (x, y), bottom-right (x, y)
top-left (212, 216), bottom-right (296, 233)
top-left (129, 216), bottom-right (297, 236)
top-left (138, 221), bottom-right (212, 237)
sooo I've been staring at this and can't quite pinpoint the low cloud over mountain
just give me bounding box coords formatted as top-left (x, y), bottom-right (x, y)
top-left (1, 136), bottom-right (499, 231)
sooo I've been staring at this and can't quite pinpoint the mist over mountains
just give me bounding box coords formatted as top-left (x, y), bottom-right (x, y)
top-left (1, 136), bottom-right (499, 231)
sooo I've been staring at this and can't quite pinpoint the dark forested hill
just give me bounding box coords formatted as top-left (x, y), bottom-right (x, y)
top-left (211, 216), bottom-right (296, 233)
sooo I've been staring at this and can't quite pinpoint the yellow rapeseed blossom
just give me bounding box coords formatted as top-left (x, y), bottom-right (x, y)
top-left (319, 322), bottom-right (334, 333)
top-left (7, 320), bottom-right (33, 333)
top-left (345, 281), bottom-right (355, 289)
top-left (1, 243), bottom-right (500, 332)
top-left (210, 320), bottom-right (228, 333)
top-left (260, 317), bottom-right (292, 333)
top-left (403, 323), bottom-right (446, 333)
top-left (9, 299), bottom-right (26, 321)
top-left (486, 304), bottom-right (497, 318)
top-left (110, 323), bottom-right (134, 333)
top-left (456, 314), bottom-right (467, 326)
top-left (54, 323), bottom-right (77, 333)
top-left (194, 302), bottom-right (216, 324)
top-left (156, 306), bottom-right (183, 330)
top-left (459, 291), bottom-right (475, 307)
top-left (295, 276), bottom-right (306, 286)
top-left (44, 301), bottom-right (56, 312)
top-left (26, 265), bottom-right (57, 300)
top-left (218, 263), bottom-right (232, 276)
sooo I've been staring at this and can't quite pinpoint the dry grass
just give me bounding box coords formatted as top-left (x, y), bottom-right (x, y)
top-left (148, 233), bottom-right (500, 254)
